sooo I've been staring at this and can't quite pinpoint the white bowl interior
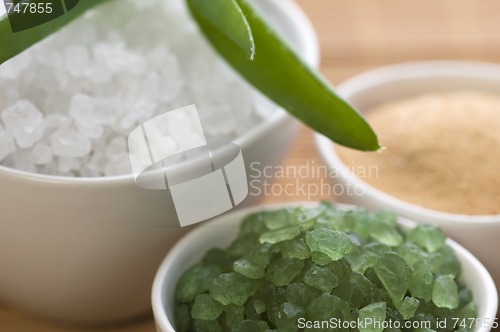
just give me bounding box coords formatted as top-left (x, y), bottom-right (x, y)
top-left (152, 202), bottom-right (498, 332)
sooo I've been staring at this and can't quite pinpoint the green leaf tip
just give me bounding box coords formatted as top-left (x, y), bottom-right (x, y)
top-left (188, 0), bottom-right (380, 151)
top-left (186, 0), bottom-right (255, 60)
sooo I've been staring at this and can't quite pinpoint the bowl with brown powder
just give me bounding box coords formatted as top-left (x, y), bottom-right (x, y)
top-left (315, 61), bottom-right (500, 289)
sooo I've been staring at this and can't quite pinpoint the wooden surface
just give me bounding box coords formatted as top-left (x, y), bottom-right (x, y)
top-left (2, 0), bottom-right (500, 330)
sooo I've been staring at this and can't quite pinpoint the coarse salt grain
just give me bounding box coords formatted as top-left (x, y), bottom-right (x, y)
top-left (0, 0), bottom-right (278, 177)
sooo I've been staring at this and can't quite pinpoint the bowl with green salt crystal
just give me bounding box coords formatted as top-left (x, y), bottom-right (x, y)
top-left (152, 202), bottom-right (497, 332)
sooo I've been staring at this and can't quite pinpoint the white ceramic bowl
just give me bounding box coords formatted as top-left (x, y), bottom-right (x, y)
top-left (152, 202), bottom-right (498, 332)
top-left (0, 0), bottom-right (319, 325)
top-left (315, 61), bottom-right (500, 292)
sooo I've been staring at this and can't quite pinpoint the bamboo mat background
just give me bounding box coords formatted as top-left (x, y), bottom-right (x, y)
top-left (1, 0), bottom-right (499, 331)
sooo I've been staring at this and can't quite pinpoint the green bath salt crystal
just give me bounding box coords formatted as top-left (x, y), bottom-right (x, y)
top-left (306, 293), bottom-right (350, 322)
top-left (263, 209), bottom-right (291, 230)
top-left (174, 204), bottom-right (477, 331)
top-left (408, 224), bottom-right (446, 253)
top-left (176, 264), bottom-right (221, 303)
top-left (223, 304), bottom-right (245, 328)
top-left (259, 224), bottom-right (302, 244)
top-left (252, 299), bottom-right (266, 314)
top-left (247, 243), bottom-right (274, 268)
top-left (409, 260), bottom-right (433, 301)
top-left (275, 302), bottom-right (306, 330)
top-left (303, 264), bottom-right (339, 292)
top-left (202, 248), bottom-right (234, 273)
top-left (191, 294), bottom-right (224, 320)
top-left (233, 258), bottom-right (265, 279)
top-left (397, 296), bottom-right (419, 320)
top-left (174, 304), bottom-right (191, 332)
top-left (374, 252), bottom-right (411, 305)
top-left (369, 211), bottom-right (403, 247)
top-left (310, 250), bottom-right (333, 266)
top-left (209, 273), bottom-right (257, 306)
top-left (432, 274), bottom-right (459, 309)
top-left (358, 302), bottom-right (386, 332)
top-left (266, 257), bottom-right (304, 286)
top-left (280, 237), bottom-right (311, 259)
top-left (194, 319), bottom-right (222, 332)
top-left (231, 319), bottom-right (269, 332)
top-left (332, 280), bottom-right (365, 309)
top-left (286, 282), bottom-right (321, 308)
top-left (306, 227), bottom-right (354, 261)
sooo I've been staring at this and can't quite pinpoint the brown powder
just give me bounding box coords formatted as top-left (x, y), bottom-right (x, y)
top-left (337, 91), bottom-right (500, 215)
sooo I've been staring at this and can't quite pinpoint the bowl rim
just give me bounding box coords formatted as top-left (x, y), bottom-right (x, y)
top-left (0, 0), bottom-right (320, 187)
top-left (315, 60), bottom-right (500, 224)
top-left (152, 201), bottom-right (498, 332)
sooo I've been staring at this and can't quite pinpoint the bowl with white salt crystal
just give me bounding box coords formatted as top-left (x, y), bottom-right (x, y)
top-left (315, 61), bottom-right (500, 293)
top-left (0, 0), bottom-right (319, 325)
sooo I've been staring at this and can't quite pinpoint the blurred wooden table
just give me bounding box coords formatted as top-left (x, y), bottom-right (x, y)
top-left (2, 0), bottom-right (499, 330)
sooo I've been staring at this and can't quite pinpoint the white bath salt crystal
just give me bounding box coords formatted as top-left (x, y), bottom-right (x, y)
top-left (200, 105), bottom-right (237, 137)
top-left (185, 51), bottom-right (218, 93)
top-left (93, 42), bottom-right (146, 74)
top-left (93, 97), bottom-right (122, 125)
top-left (166, 110), bottom-right (197, 142)
top-left (214, 59), bottom-right (241, 84)
top-left (58, 156), bottom-right (81, 173)
top-left (105, 153), bottom-right (133, 176)
top-left (134, 99), bottom-right (157, 120)
top-left (43, 94), bottom-right (70, 117)
top-left (147, 44), bottom-right (173, 69)
top-left (119, 99), bottom-right (157, 130)
top-left (146, 46), bottom-right (184, 103)
top-left (51, 128), bottom-right (92, 158)
top-left (0, 0), bottom-right (277, 176)
top-left (74, 24), bottom-right (98, 46)
top-left (30, 143), bottom-right (53, 165)
top-left (89, 151), bottom-right (107, 172)
top-left (139, 72), bottom-right (161, 101)
top-left (35, 70), bottom-right (62, 96)
top-left (1, 87), bottom-right (21, 109)
top-left (54, 70), bottom-right (70, 91)
top-left (1, 100), bottom-right (46, 148)
top-left (0, 125), bottom-right (16, 162)
top-left (158, 73), bottom-right (184, 103)
top-left (84, 62), bottom-right (113, 84)
top-left (161, 0), bottom-right (191, 23)
top-left (39, 163), bottom-right (58, 176)
top-left (69, 93), bottom-right (98, 123)
top-left (0, 51), bottom-right (32, 80)
top-left (4, 151), bottom-right (37, 173)
top-left (76, 121), bottom-right (104, 140)
top-left (34, 49), bottom-right (62, 68)
top-left (106, 136), bottom-right (127, 158)
top-left (15, 158), bottom-right (37, 173)
top-left (63, 45), bottom-right (90, 78)
top-left (69, 93), bottom-right (119, 127)
top-left (46, 114), bottom-right (72, 128)
top-left (80, 164), bottom-right (102, 177)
